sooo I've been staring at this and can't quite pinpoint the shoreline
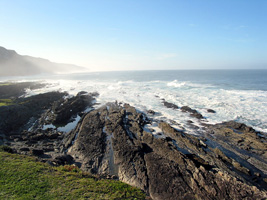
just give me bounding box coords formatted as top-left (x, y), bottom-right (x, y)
top-left (2, 79), bottom-right (266, 134)
top-left (0, 81), bottom-right (266, 199)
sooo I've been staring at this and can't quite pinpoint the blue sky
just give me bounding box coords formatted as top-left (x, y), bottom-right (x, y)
top-left (0, 0), bottom-right (266, 71)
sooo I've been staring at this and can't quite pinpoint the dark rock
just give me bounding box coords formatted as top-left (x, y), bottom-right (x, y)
top-left (207, 109), bottom-right (216, 113)
top-left (0, 91), bottom-right (66, 135)
top-left (254, 172), bottom-right (261, 177)
top-left (0, 82), bottom-right (45, 99)
top-left (29, 133), bottom-right (46, 141)
top-left (43, 147), bottom-right (54, 152)
top-left (181, 106), bottom-right (204, 119)
top-left (40, 92), bottom-right (98, 125)
top-left (0, 104), bottom-right (33, 134)
top-left (64, 103), bottom-right (267, 199)
top-left (30, 149), bottom-right (44, 156)
top-left (0, 145), bottom-right (14, 153)
top-left (169, 120), bottom-right (179, 126)
top-left (147, 110), bottom-right (155, 115)
top-left (20, 147), bottom-right (30, 151)
top-left (222, 121), bottom-right (254, 132)
top-left (46, 133), bottom-right (59, 139)
top-left (77, 91), bottom-right (88, 96)
top-left (162, 100), bottom-right (179, 109)
top-left (52, 154), bottom-right (74, 165)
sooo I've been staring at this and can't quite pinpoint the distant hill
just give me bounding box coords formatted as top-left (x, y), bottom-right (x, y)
top-left (0, 46), bottom-right (88, 76)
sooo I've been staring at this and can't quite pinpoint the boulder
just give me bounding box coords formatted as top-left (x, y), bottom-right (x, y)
top-left (207, 109), bottom-right (216, 113)
top-left (162, 100), bottom-right (179, 109)
top-left (147, 110), bottom-right (155, 115)
top-left (181, 106), bottom-right (204, 119)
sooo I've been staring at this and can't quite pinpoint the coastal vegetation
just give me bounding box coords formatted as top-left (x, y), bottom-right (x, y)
top-left (0, 99), bottom-right (13, 107)
top-left (0, 98), bottom-right (35, 107)
top-left (0, 146), bottom-right (146, 200)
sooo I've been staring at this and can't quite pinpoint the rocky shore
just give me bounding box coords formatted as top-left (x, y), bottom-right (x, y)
top-left (0, 82), bottom-right (266, 200)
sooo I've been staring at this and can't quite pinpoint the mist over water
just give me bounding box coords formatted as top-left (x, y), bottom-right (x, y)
top-left (2, 70), bottom-right (267, 134)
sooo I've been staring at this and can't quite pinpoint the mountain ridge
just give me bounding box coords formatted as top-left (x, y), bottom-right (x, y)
top-left (0, 46), bottom-right (88, 76)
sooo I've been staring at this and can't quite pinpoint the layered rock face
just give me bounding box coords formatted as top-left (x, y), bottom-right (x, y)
top-left (62, 103), bottom-right (266, 200)
top-left (0, 89), bottom-right (98, 162)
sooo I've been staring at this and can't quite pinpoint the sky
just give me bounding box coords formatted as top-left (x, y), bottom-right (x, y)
top-left (0, 0), bottom-right (266, 71)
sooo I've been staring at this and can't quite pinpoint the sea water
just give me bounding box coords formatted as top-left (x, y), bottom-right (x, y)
top-left (2, 70), bottom-right (267, 134)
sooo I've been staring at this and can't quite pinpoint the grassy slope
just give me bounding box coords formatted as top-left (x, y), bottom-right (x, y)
top-left (0, 147), bottom-right (146, 200)
top-left (0, 83), bottom-right (12, 86)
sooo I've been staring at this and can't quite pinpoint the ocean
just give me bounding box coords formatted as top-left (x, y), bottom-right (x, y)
top-left (2, 69), bottom-right (267, 134)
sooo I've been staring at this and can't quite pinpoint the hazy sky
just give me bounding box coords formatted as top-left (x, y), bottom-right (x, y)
top-left (0, 0), bottom-right (266, 71)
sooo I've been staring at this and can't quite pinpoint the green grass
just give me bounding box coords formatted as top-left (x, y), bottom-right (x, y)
top-left (0, 99), bottom-right (14, 107)
top-left (0, 146), bottom-right (146, 200)
top-left (0, 82), bottom-right (12, 86)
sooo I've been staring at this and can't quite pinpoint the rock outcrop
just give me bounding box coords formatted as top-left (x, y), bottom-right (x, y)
top-left (62, 103), bottom-right (267, 200)
top-left (161, 99), bottom-right (179, 109)
top-left (0, 83), bottom-right (266, 199)
top-left (181, 105), bottom-right (204, 119)
top-left (0, 85), bottom-right (97, 166)
top-left (0, 91), bottom-right (66, 135)
top-left (40, 91), bottom-right (98, 125)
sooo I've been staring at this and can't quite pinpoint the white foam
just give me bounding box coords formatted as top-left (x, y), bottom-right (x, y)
top-left (144, 123), bottom-right (165, 139)
top-left (167, 80), bottom-right (214, 89)
top-left (20, 78), bottom-right (267, 134)
top-left (167, 80), bottom-right (187, 88)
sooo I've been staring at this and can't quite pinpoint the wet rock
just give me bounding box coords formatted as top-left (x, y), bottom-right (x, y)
top-left (180, 106), bottom-right (204, 119)
top-left (169, 120), bottom-right (179, 126)
top-left (207, 109), bottom-right (216, 113)
top-left (162, 100), bottom-right (179, 109)
top-left (40, 92), bottom-right (98, 125)
top-left (147, 110), bottom-right (155, 115)
top-left (222, 121), bottom-right (255, 133)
